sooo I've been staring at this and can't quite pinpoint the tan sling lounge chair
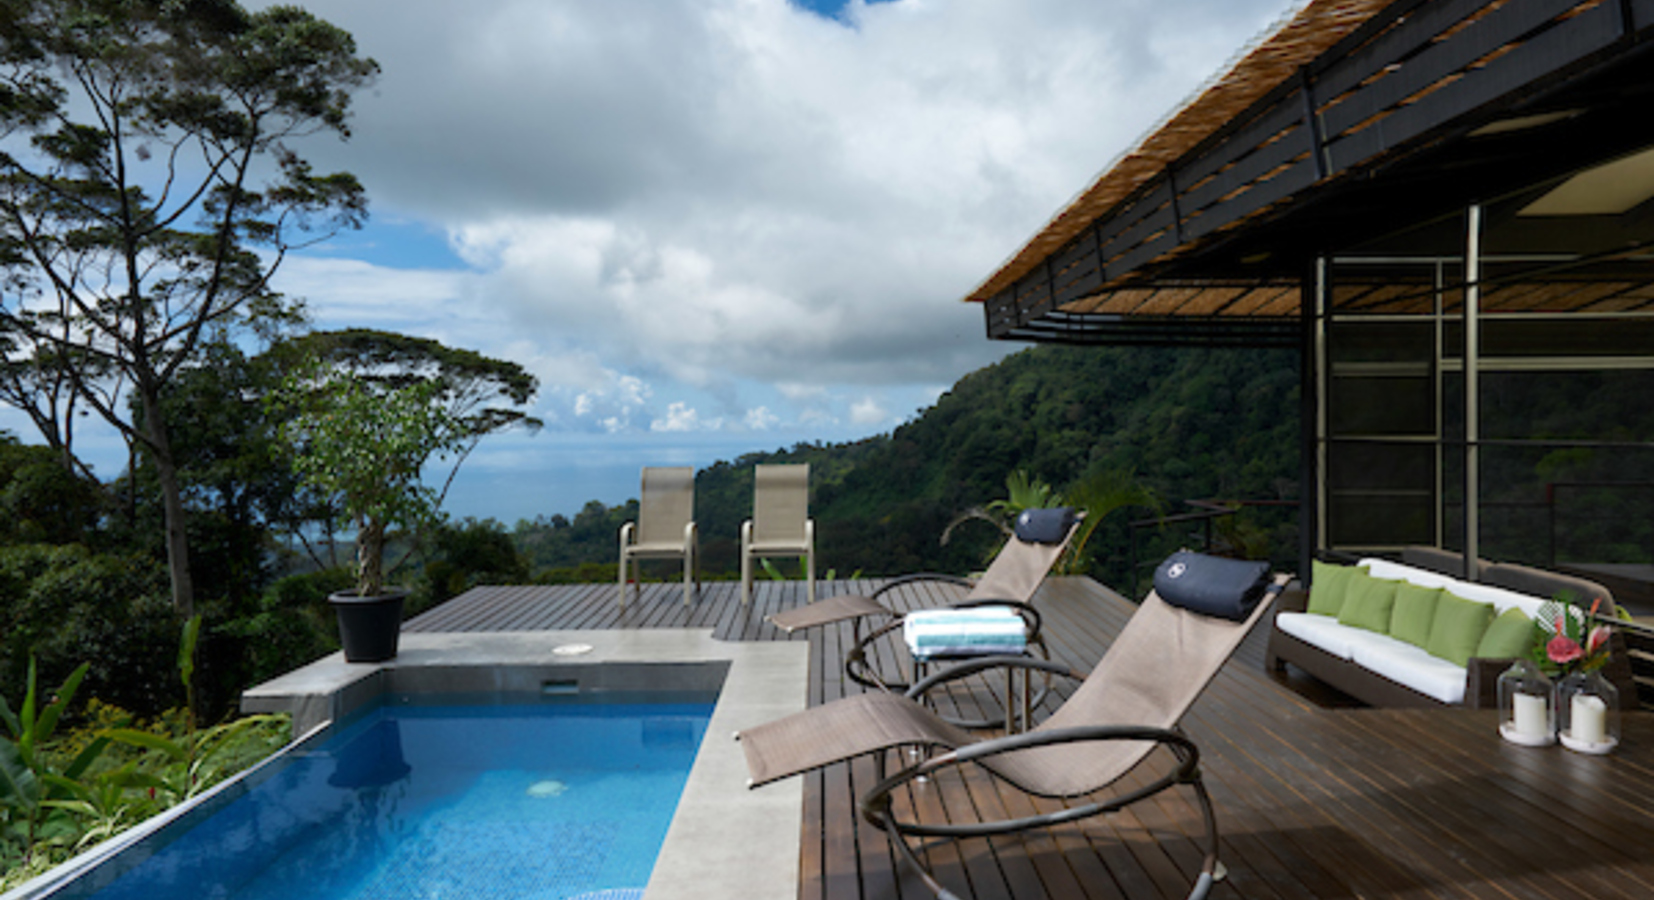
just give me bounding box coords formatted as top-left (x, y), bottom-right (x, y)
top-left (617, 466), bottom-right (698, 608)
top-left (740, 463), bottom-right (814, 605)
top-left (768, 508), bottom-right (1081, 696)
top-left (737, 551), bottom-right (1288, 900)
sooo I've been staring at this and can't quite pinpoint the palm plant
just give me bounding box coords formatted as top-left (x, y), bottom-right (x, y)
top-left (1057, 469), bottom-right (1162, 575)
top-left (941, 469), bottom-right (1064, 564)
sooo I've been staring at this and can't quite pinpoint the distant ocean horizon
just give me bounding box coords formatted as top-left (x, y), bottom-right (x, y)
top-left (0, 405), bottom-right (861, 530)
top-left (439, 428), bottom-right (853, 527)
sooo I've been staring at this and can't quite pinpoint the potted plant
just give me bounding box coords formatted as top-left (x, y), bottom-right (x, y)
top-left (273, 369), bottom-right (467, 662)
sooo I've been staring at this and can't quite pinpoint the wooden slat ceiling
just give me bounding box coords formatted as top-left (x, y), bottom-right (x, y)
top-left (1052, 277), bottom-right (1654, 321)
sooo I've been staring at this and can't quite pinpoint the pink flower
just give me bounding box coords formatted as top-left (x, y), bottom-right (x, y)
top-left (1548, 633), bottom-right (1584, 666)
top-left (1587, 625), bottom-right (1611, 655)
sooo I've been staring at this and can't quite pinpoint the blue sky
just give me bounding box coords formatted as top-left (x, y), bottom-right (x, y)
top-left (1, 0), bottom-right (1298, 525)
top-left (790, 0), bottom-right (897, 21)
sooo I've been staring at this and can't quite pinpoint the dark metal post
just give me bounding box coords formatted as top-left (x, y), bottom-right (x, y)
top-left (1464, 204), bottom-right (1483, 581)
top-left (1299, 258), bottom-right (1323, 583)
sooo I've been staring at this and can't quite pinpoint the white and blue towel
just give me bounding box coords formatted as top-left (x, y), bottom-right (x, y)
top-left (903, 607), bottom-right (1027, 659)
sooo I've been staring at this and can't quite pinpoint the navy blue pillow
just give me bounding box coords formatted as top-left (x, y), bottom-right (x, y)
top-left (1153, 550), bottom-right (1273, 621)
top-left (1014, 507), bottom-right (1076, 544)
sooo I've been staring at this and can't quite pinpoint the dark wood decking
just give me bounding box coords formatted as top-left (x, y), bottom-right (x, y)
top-left (407, 578), bottom-right (1654, 900)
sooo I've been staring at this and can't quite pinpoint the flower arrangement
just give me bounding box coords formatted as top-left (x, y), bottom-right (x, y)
top-left (1530, 594), bottom-right (1611, 678)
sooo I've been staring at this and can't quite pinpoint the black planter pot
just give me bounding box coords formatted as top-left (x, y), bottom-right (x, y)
top-left (329, 589), bottom-right (408, 663)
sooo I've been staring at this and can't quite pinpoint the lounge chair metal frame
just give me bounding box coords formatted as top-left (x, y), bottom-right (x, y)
top-left (865, 655), bottom-right (1222, 900)
top-left (845, 595), bottom-right (1054, 730)
top-left (738, 564), bottom-right (1289, 900)
top-left (767, 515), bottom-right (1083, 719)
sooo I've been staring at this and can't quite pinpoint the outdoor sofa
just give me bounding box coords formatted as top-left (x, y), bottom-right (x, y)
top-left (1266, 548), bottom-right (1636, 709)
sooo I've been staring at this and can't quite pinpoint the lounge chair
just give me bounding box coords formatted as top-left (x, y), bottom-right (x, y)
top-left (740, 463), bottom-right (814, 605)
top-left (617, 466), bottom-right (698, 609)
top-left (768, 508), bottom-right (1081, 695)
top-left (737, 551), bottom-right (1288, 900)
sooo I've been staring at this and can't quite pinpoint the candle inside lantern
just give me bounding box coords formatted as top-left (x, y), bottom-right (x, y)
top-left (1571, 693), bottom-right (1608, 745)
top-left (1513, 691), bottom-right (1548, 738)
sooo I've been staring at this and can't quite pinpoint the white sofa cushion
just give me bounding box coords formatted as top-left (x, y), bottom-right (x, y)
top-left (1275, 611), bottom-right (1361, 660)
top-left (1348, 633), bottom-right (1469, 704)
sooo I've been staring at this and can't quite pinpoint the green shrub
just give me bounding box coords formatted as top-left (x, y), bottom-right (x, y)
top-left (218, 569), bottom-right (351, 688)
top-left (0, 546), bottom-right (176, 717)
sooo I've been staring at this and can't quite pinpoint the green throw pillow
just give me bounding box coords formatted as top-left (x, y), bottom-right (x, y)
top-left (1476, 607), bottom-right (1535, 660)
top-left (1307, 559), bottom-right (1360, 617)
top-left (1425, 592), bottom-right (1495, 667)
top-left (1337, 570), bottom-right (1398, 633)
top-left (1388, 583), bottom-right (1442, 649)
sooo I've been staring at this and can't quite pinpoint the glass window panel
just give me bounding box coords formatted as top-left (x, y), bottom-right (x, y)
top-left (1329, 376), bottom-right (1435, 436)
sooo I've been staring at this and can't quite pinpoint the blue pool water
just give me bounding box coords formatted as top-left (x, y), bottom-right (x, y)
top-left (50, 695), bottom-right (715, 900)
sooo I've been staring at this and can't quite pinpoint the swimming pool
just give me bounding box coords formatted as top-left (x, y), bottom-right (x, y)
top-left (6, 631), bottom-right (811, 900)
top-left (42, 693), bottom-right (715, 900)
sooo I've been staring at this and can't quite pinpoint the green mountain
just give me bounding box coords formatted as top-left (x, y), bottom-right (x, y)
top-left (515, 343), bottom-right (1303, 591)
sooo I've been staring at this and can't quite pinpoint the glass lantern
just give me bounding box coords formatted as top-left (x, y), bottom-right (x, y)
top-left (1497, 659), bottom-right (1555, 746)
top-left (1557, 669), bottom-right (1620, 754)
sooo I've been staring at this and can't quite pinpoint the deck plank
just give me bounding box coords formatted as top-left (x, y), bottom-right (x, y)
top-left (405, 576), bottom-right (1654, 900)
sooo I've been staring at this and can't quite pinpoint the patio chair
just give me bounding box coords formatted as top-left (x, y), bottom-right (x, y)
top-left (617, 466), bottom-right (698, 609)
top-left (740, 463), bottom-right (814, 605)
top-left (767, 508), bottom-right (1081, 696)
top-left (737, 551), bottom-right (1288, 900)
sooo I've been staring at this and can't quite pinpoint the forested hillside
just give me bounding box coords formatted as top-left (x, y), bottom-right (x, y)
top-left (516, 343), bottom-right (1304, 589)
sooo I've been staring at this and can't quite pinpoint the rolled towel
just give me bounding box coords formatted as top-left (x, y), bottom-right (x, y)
top-left (904, 607), bottom-right (1026, 659)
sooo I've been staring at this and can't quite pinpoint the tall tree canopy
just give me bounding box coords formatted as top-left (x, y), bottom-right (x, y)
top-left (0, 0), bottom-right (378, 616)
top-left (268, 330), bottom-right (542, 595)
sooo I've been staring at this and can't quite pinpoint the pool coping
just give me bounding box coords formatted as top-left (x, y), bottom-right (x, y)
top-left (8, 629), bottom-right (810, 900)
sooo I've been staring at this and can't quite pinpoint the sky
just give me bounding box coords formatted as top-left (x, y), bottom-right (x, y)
top-left (3, 0), bottom-right (1298, 524)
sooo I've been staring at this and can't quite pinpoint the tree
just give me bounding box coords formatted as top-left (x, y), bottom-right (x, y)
top-left (273, 373), bottom-right (461, 598)
top-left (0, 432), bottom-right (105, 546)
top-left (269, 333), bottom-right (540, 597)
top-left (122, 339), bottom-right (311, 609)
top-left (267, 329), bottom-right (542, 503)
top-left (0, 0), bottom-right (378, 617)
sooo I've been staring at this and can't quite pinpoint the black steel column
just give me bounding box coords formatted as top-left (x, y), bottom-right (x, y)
top-left (1299, 258), bottom-right (1324, 581)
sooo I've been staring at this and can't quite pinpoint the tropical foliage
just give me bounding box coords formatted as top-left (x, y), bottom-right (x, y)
top-left (0, 619), bottom-right (289, 889)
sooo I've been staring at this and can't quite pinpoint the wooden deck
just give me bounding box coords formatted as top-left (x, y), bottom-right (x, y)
top-left (407, 577), bottom-right (1654, 900)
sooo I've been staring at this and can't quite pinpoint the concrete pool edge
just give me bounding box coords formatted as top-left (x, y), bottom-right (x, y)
top-left (242, 629), bottom-right (810, 900)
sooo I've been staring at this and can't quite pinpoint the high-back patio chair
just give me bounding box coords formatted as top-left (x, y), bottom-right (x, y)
top-left (737, 552), bottom-right (1288, 900)
top-left (617, 466), bottom-right (698, 608)
top-left (740, 463), bottom-right (814, 605)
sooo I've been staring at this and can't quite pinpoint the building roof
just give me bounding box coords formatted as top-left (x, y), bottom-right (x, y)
top-left (969, 0), bottom-right (1654, 344)
top-left (964, 0), bottom-right (1388, 305)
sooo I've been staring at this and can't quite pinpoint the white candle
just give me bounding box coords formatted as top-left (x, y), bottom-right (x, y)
top-left (1513, 692), bottom-right (1548, 738)
top-left (1572, 694), bottom-right (1608, 745)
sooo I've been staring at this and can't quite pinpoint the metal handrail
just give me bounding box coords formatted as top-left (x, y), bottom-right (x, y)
top-left (1126, 499), bottom-right (1295, 598)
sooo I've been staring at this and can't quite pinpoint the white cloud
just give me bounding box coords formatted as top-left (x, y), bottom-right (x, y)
top-left (568, 373), bottom-right (653, 433)
top-left (745, 406), bottom-right (780, 430)
top-left (258, 0), bottom-right (1288, 462)
top-left (272, 256), bottom-right (474, 330)
top-left (652, 401), bottom-right (722, 432)
top-left (777, 382), bottom-right (829, 402)
top-left (848, 395), bottom-right (889, 426)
